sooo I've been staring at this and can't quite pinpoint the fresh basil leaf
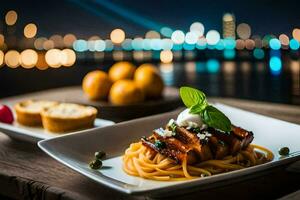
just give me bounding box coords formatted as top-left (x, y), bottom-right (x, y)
top-left (189, 102), bottom-right (208, 114)
top-left (179, 86), bottom-right (206, 108)
top-left (201, 105), bottom-right (231, 132)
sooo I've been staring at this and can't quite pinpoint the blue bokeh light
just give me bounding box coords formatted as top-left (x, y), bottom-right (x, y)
top-left (160, 27), bottom-right (173, 37)
top-left (223, 38), bottom-right (236, 50)
top-left (206, 59), bottom-right (220, 73)
top-left (253, 48), bottom-right (265, 59)
top-left (73, 40), bottom-right (88, 52)
top-left (290, 39), bottom-right (300, 50)
top-left (269, 38), bottom-right (281, 50)
top-left (269, 56), bottom-right (282, 75)
top-left (223, 49), bottom-right (235, 59)
top-left (183, 43), bottom-right (195, 50)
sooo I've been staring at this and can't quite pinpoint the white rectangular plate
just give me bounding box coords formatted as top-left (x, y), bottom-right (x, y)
top-left (0, 118), bottom-right (115, 142)
top-left (38, 103), bottom-right (300, 196)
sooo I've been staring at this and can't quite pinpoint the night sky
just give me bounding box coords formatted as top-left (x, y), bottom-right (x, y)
top-left (1, 0), bottom-right (300, 38)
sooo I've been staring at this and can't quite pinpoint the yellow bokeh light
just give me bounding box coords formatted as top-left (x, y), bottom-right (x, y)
top-left (0, 34), bottom-right (4, 46)
top-left (0, 51), bottom-right (4, 66)
top-left (45, 49), bottom-right (62, 68)
top-left (43, 40), bottom-right (54, 50)
top-left (50, 34), bottom-right (63, 48)
top-left (160, 50), bottom-right (173, 63)
top-left (5, 10), bottom-right (18, 26)
top-left (36, 53), bottom-right (49, 70)
top-left (237, 23), bottom-right (251, 40)
top-left (34, 37), bottom-right (47, 50)
top-left (24, 23), bottom-right (37, 38)
top-left (292, 28), bottom-right (300, 42)
top-left (110, 28), bottom-right (125, 44)
top-left (5, 50), bottom-right (20, 68)
top-left (145, 30), bottom-right (160, 39)
top-left (20, 49), bottom-right (38, 69)
top-left (63, 34), bottom-right (77, 47)
top-left (60, 49), bottom-right (76, 67)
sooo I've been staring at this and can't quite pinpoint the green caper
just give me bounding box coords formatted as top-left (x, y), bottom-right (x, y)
top-left (279, 147), bottom-right (290, 156)
top-left (89, 159), bottom-right (102, 170)
top-left (95, 151), bottom-right (106, 159)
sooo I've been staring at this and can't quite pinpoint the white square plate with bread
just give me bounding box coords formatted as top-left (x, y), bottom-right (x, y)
top-left (38, 103), bottom-right (300, 196)
top-left (0, 100), bottom-right (115, 142)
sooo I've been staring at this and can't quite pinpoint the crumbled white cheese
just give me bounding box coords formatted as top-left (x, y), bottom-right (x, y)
top-left (154, 128), bottom-right (175, 138)
top-left (167, 119), bottom-right (176, 127)
top-left (197, 133), bottom-right (206, 140)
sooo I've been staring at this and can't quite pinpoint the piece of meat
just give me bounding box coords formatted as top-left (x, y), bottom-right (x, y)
top-left (174, 126), bottom-right (213, 161)
top-left (209, 136), bottom-right (229, 159)
top-left (231, 126), bottom-right (254, 148)
top-left (141, 136), bottom-right (197, 164)
top-left (207, 126), bottom-right (254, 154)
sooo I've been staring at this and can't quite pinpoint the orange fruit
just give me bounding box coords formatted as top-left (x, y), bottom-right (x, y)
top-left (108, 61), bottom-right (136, 82)
top-left (109, 80), bottom-right (144, 105)
top-left (134, 64), bottom-right (164, 98)
top-left (82, 70), bottom-right (112, 100)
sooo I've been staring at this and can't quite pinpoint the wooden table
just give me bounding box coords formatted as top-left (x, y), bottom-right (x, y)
top-left (1, 88), bottom-right (300, 200)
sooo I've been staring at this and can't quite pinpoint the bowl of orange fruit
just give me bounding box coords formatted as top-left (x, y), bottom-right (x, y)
top-left (81, 62), bottom-right (181, 121)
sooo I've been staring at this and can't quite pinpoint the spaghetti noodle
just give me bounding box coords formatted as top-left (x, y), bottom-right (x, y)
top-left (123, 142), bottom-right (273, 181)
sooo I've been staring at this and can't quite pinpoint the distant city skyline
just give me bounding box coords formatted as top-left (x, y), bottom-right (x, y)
top-left (1, 0), bottom-right (300, 38)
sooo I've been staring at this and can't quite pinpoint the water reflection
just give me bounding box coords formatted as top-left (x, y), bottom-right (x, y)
top-left (159, 58), bottom-right (300, 104)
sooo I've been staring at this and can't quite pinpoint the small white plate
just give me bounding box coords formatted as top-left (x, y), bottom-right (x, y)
top-left (0, 118), bottom-right (115, 142)
top-left (38, 103), bottom-right (300, 196)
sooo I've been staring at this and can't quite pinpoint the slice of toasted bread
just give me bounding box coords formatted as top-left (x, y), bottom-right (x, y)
top-left (41, 103), bottom-right (97, 133)
top-left (15, 100), bottom-right (58, 126)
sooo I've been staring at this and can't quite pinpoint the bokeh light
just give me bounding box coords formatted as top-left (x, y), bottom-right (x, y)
top-left (206, 30), bottom-right (220, 45)
top-left (5, 50), bottom-right (20, 68)
top-left (36, 53), bottom-right (48, 70)
top-left (5, 10), bottom-right (17, 26)
top-left (289, 39), bottom-right (300, 50)
top-left (171, 30), bottom-right (185, 44)
top-left (196, 38), bottom-right (207, 49)
top-left (145, 30), bottom-right (160, 39)
top-left (160, 27), bottom-right (173, 37)
top-left (292, 28), bottom-right (300, 42)
top-left (235, 39), bottom-right (245, 50)
top-left (110, 28), bottom-right (125, 44)
top-left (206, 59), bottom-right (220, 73)
top-left (43, 40), bottom-right (54, 50)
top-left (223, 49), bottom-right (235, 59)
top-left (237, 23), bottom-right (251, 39)
top-left (253, 48), bottom-right (265, 59)
top-left (245, 39), bottom-right (255, 50)
top-left (73, 39), bottom-right (88, 52)
top-left (24, 23), bottom-right (37, 38)
top-left (63, 34), bottom-right (77, 47)
top-left (50, 34), bottom-right (64, 48)
top-left (0, 51), bottom-right (4, 66)
top-left (20, 49), bottom-right (38, 68)
top-left (185, 32), bottom-right (198, 44)
top-left (269, 38), bottom-right (281, 50)
top-left (190, 22), bottom-right (204, 37)
top-left (269, 56), bottom-right (282, 75)
top-left (0, 34), bottom-right (4, 46)
top-left (94, 40), bottom-right (106, 51)
top-left (45, 49), bottom-right (62, 68)
top-left (279, 34), bottom-right (289, 46)
top-left (34, 37), bottom-right (47, 50)
top-left (60, 49), bottom-right (76, 67)
top-left (160, 50), bottom-right (173, 63)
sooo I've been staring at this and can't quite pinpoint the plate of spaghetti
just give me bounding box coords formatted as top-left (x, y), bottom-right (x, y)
top-left (38, 87), bottom-right (300, 196)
